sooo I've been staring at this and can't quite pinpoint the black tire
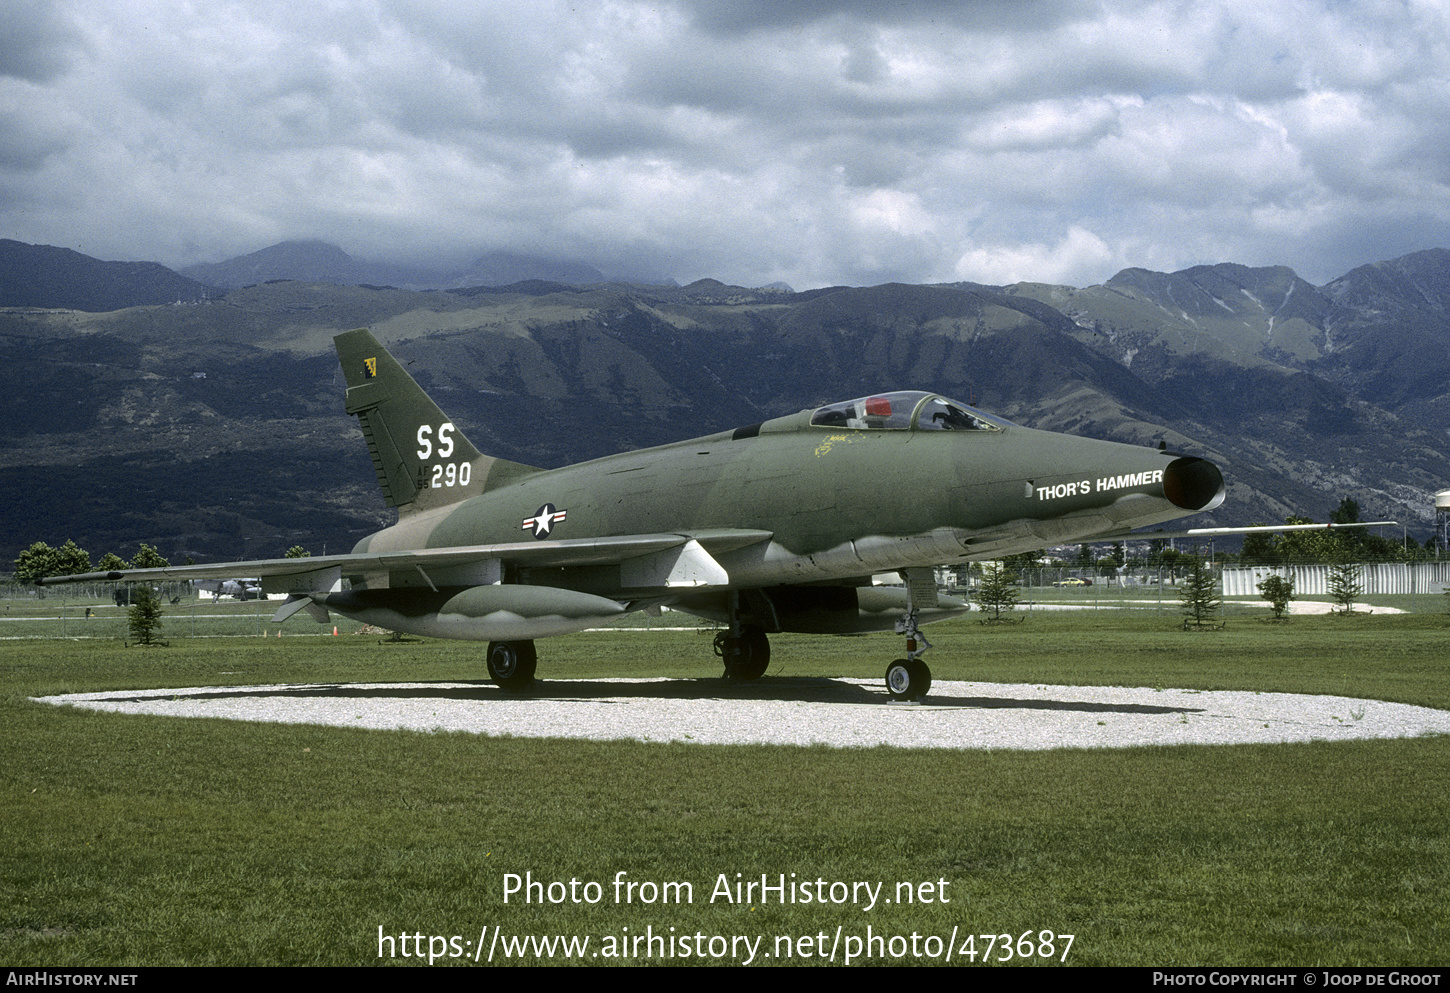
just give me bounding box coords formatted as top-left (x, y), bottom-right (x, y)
top-left (487, 640), bottom-right (538, 690)
top-left (885, 657), bottom-right (931, 701)
top-left (736, 625), bottom-right (770, 680)
top-left (907, 657), bottom-right (932, 700)
top-left (715, 625), bottom-right (770, 681)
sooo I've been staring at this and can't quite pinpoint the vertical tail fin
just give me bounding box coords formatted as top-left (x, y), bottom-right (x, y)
top-left (334, 328), bottom-right (539, 516)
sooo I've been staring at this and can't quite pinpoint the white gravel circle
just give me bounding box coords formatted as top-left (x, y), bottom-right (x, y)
top-left (34, 678), bottom-right (1450, 750)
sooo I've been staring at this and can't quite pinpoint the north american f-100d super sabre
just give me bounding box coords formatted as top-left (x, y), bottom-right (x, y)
top-left (43, 328), bottom-right (1231, 701)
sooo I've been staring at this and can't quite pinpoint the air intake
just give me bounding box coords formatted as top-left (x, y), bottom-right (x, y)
top-left (1163, 457), bottom-right (1226, 512)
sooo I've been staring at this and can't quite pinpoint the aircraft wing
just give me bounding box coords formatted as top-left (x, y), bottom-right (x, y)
top-left (1111, 520), bottom-right (1398, 542)
top-left (945, 517), bottom-right (1400, 558)
top-left (35, 529), bottom-right (775, 594)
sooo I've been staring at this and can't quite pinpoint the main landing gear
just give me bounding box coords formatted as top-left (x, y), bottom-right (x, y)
top-left (715, 624), bottom-right (770, 681)
top-left (884, 610), bottom-right (933, 702)
top-left (714, 591), bottom-right (770, 682)
top-left (487, 640), bottom-right (537, 690)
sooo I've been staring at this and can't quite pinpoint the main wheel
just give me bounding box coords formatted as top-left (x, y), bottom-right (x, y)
top-left (487, 640), bottom-right (538, 690)
top-left (885, 657), bottom-right (931, 701)
top-left (714, 625), bottom-right (770, 681)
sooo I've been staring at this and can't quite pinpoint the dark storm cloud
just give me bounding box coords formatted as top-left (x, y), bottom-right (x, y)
top-left (4, 0), bottom-right (1450, 289)
top-left (0, 0), bottom-right (81, 83)
top-left (673, 0), bottom-right (1104, 35)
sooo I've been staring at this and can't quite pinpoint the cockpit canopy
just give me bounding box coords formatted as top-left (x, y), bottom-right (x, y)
top-left (810, 391), bottom-right (1011, 432)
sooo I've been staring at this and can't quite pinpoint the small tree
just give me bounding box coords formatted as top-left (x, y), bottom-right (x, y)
top-left (1327, 557), bottom-right (1363, 615)
top-left (96, 552), bottom-right (128, 572)
top-left (972, 562), bottom-right (1021, 622)
top-left (14, 541), bottom-right (58, 583)
top-left (1179, 555), bottom-right (1221, 629)
top-left (1158, 547), bottom-right (1184, 581)
top-left (130, 544), bottom-right (169, 569)
top-left (1256, 573), bottom-right (1295, 620)
top-left (1277, 515), bottom-right (1342, 563)
top-left (1241, 526), bottom-right (1281, 566)
top-left (284, 546), bottom-right (312, 558)
top-left (1002, 550), bottom-right (1043, 587)
top-left (15, 539), bottom-right (90, 582)
top-left (127, 585), bottom-right (165, 645)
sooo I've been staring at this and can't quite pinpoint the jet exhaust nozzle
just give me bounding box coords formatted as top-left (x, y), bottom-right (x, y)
top-left (1163, 457), bottom-right (1226, 513)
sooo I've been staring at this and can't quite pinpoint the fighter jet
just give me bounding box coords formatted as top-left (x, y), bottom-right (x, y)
top-left (194, 578), bottom-right (263, 601)
top-left (42, 328), bottom-right (1229, 701)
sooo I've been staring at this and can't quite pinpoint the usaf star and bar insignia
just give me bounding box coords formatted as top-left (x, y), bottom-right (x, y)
top-left (523, 504), bottom-right (567, 539)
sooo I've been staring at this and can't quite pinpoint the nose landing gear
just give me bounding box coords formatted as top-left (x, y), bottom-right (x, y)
top-left (884, 612), bottom-right (933, 702)
top-left (885, 568), bottom-right (936, 701)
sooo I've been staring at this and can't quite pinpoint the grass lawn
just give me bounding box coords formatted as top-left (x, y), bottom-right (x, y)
top-left (2, 606), bottom-right (1448, 966)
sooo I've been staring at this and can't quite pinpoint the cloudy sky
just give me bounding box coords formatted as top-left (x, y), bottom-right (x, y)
top-left (4, 0), bottom-right (1450, 288)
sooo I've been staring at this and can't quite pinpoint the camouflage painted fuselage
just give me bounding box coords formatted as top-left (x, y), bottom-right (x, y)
top-left (348, 391), bottom-right (1222, 614)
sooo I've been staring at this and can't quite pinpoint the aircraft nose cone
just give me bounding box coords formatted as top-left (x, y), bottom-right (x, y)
top-left (1163, 457), bottom-right (1226, 512)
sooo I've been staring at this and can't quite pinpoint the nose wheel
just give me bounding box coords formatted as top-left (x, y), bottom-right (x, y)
top-left (885, 656), bottom-right (932, 701)
top-left (885, 598), bottom-right (933, 701)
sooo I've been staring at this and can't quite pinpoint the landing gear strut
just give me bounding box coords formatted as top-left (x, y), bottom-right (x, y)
top-left (884, 579), bottom-right (933, 701)
top-left (487, 640), bottom-right (537, 690)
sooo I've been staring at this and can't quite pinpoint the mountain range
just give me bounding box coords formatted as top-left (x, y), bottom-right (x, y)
top-left (177, 240), bottom-right (610, 292)
top-left (2, 238), bottom-right (1446, 566)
